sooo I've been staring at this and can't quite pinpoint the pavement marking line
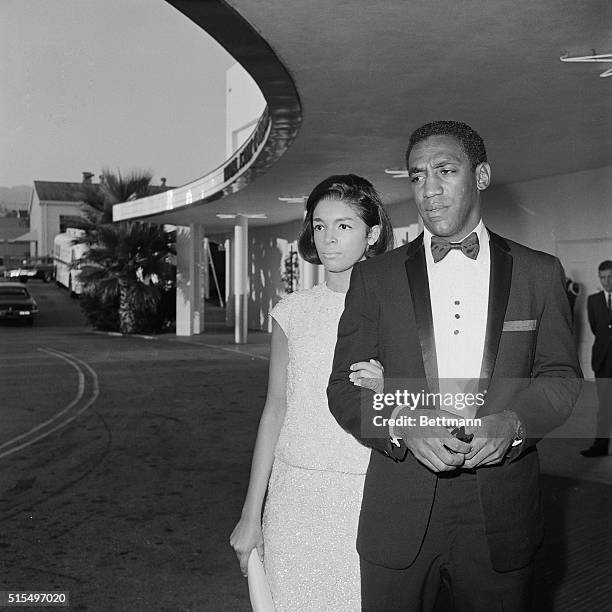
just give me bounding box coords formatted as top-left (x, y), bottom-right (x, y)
top-left (201, 344), bottom-right (270, 362)
top-left (0, 347), bottom-right (100, 459)
top-left (0, 348), bottom-right (85, 450)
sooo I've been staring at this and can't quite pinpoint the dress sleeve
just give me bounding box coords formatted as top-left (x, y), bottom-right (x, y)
top-left (270, 294), bottom-right (292, 335)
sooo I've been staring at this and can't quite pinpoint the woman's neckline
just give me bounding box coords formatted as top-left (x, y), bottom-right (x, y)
top-left (322, 281), bottom-right (347, 296)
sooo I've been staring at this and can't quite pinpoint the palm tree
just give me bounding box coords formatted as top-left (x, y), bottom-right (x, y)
top-left (79, 222), bottom-right (175, 333)
top-left (78, 169), bottom-right (154, 237)
top-left (75, 170), bottom-right (175, 334)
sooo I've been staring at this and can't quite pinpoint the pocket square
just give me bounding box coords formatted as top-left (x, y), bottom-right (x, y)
top-left (503, 319), bottom-right (537, 332)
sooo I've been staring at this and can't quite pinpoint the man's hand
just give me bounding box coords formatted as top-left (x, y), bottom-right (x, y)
top-left (394, 408), bottom-right (472, 472)
top-left (463, 411), bottom-right (521, 469)
top-left (349, 358), bottom-right (384, 394)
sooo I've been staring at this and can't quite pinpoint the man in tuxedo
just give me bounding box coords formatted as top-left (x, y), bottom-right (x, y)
top-left (328, 121), bottom-right (582, 611)
top-left (581, 260), bottom-right (612, 457)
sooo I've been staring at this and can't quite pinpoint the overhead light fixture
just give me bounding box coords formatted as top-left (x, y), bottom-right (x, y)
top-left (560, 52), bottom-right (612, 78)
top-left (278, 196), bottom-right (307, 204)
top-left (215, 213), bottom-right (267, 219)
top-left (385, 168), bottom-right (410, 179)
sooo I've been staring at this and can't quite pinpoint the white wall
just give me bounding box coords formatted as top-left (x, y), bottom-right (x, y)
top-left (45, 202), bottom-right (84, 255)
top-left (28, 192), bottom-right (84, 257)
top-left (226, 63), bottom-right (267, 157)
top-left (247, 218), bottom-right (303, 330)
top-left (28, 192), bottom-right (42, 256)
top-left (484, 166), bottom-right (612, 376)
top-left (483, 166), bottom-right (612, 254)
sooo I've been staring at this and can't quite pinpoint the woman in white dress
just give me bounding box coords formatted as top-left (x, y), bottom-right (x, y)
top-left (230, 175), bottom-right (394, 611)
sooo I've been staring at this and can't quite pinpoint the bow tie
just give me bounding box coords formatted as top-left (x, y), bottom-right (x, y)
top-left (430, 232), bottom-right (480, 263)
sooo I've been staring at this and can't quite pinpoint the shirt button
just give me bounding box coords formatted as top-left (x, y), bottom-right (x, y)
top-left (454, 329), bottom-right (460, 335)
top-left (455, 314), bottom-right (460, 319)
top-left (454, 300), bottom-right (460, 305)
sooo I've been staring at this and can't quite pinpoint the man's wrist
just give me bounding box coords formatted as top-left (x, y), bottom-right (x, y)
top-left (388, 404), bottom-right (410, 445)
top-left (503, 410), bottom-right (526, 446)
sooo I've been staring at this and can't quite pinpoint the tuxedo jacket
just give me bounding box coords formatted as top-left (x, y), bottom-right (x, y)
top-left (587, 291), bottom-right (612, 374)
top-left (327, 231), bottom-right (582, 572)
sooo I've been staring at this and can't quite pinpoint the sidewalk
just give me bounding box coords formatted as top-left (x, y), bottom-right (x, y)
top-left (162, 302), bottom-right (273, 362)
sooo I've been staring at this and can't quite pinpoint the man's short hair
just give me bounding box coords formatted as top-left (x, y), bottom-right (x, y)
top-left (406, 121), bottom-right (487, 170)
top-left (598, 260), bottom-right (612, 273)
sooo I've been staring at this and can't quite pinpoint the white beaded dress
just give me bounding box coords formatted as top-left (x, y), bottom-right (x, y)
top-left (262, 283), bottom-right (371, 611)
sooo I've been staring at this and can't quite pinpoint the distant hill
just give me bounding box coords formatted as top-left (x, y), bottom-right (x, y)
top-left (0, 185), bottom-right (32, 212)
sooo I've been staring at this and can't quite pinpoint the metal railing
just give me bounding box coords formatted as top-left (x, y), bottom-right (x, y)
top-left (112, 107), bottom-right (271, 222)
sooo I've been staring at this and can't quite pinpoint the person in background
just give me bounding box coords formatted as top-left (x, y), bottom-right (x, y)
top-left (581, 260), bottom-right (612, 457)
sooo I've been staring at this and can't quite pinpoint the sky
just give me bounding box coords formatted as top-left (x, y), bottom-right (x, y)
top-left (1, 0), bottom-right (236, 188)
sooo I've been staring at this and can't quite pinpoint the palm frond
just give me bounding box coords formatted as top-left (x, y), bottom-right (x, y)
top-left (76, 169), bottom-right (175, 333)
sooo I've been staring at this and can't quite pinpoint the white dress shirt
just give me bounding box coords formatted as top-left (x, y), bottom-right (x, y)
top-left (424, 220), bottom-right (490, 419)
top-left (389, 221), bottom-right (490, 440)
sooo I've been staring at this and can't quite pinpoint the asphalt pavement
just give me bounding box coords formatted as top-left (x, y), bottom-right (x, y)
top-left (0, 282), bottom-right (610, 611)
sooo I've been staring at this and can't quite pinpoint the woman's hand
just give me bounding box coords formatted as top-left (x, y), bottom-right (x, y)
top-left (230, 514), bottom-right (264, 577)
top-left (349, 358), bottom-right (384, 394)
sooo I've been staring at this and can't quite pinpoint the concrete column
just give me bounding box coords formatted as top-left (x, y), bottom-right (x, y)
top-left (317, 264), bottom-right (325, 284)
top-left (203, 237), bottom-right (210, 300)
top-left (196, 226), bottom-right (206, 332)
top-left (233, 215), bottom-right (248, 344)
top-left (302, 259), bottom-right (317, 290)
top-left (224, 237), bottom-right (234, 327)
top-left (175, 224), bottom-right (205, 336)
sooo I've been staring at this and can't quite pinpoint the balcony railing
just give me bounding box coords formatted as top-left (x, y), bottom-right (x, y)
top-left (113, 106), bottom-right (271, 222)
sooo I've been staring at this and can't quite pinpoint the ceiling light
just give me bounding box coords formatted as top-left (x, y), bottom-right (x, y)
top-left (215, 213), bottom-right (267, 220)
top-left (385, 168), bottom-right (410, 178)
top-left (560, 52), bottom-right (612, 78)
top-left (278, 196), bottom-right (307, 204)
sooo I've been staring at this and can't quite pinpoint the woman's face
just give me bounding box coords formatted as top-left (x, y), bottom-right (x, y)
top-left (312, 197), bottom-right (375, 273)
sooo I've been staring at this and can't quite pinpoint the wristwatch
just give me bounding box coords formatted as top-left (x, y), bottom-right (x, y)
top-left (512, 417), bottom-right (526, 447)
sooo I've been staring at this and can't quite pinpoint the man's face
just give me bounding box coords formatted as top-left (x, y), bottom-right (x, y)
top-left (599, 269), bottom-right (612, 293)
top-left (408, 135), bottom-right (490, 241)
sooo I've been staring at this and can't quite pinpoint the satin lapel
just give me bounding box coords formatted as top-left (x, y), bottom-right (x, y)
top-left (478, 230), bottom-right (513, 392)
top-left (404, 234), bottom-right (439, 393)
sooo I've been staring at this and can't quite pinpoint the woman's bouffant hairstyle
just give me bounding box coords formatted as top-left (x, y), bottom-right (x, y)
top-left (297, 174), bottom-right (394, 265)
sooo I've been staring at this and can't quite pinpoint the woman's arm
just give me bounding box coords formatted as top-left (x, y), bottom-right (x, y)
top-left (229, 319), bottom-right (289, 576)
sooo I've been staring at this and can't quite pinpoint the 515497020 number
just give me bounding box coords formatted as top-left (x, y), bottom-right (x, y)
top-left (0, 591), bottom-right (69, 607)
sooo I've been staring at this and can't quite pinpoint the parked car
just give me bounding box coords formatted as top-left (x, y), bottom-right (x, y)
top-left (5, 257), bottom-right (54, 283)
top-left (0, 281), bottom-right (39, 324)
top-left (5, 267), bottom-right (37, 282)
